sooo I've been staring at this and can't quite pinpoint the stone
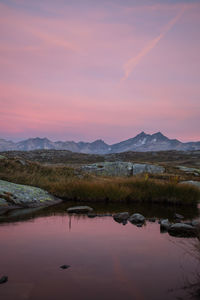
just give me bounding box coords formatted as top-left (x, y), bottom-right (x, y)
top-left (168, 223), bottom-right (197, 237)
top-left (60, 265), bottom-right (70, 269)
top-left (67, 206), bottom-right (93, 213)
top-left (148, 217), bottom-right (156, 222)
top-left (113, 212), bottom-right (130, 223)
top-left (191, 220), bottom-right (200, 227)
top-left (0, 180), bottom-right (61, 210)
top-left (82, 162), bottom-right (165, 177)
top-left (132, 163), bottom-right (165, 175)
top-left (0, 276), bottom-right (8, 284)
top-left (160, 219), bottom-right (171, 231)
top-left (87, 213), bottom-right (97, 218)
top-left (136, 223), bottom-right (143, 227)
top-left (178, 166), bottom-right (200, 176)
top-left (122, 220), bottom-right (127, 225)
top-left (129, 213), bottom-right (145, 224)
top-left (174, 213), bottom-right (184, 219)
top-left (16, 159), bottom-right (26, 166)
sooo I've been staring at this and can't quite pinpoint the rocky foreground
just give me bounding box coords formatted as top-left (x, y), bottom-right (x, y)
top-left (0, 180), bottom-right (61, 213)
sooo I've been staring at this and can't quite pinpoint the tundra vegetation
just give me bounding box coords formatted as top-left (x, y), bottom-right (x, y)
top-left (0, 153), bottom-right (199, 205)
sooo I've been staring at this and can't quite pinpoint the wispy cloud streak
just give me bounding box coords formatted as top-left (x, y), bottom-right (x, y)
top-left (122, 6), bottom-right (186, 81)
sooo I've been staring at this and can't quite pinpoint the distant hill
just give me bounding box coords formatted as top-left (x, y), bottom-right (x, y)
top-left (0, 132), bottom-right (200, 153)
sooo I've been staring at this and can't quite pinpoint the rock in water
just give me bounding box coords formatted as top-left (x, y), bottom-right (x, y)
top-left (174, 213), bottom-right (184, 220)
top-left (0, 276), bottom-right (8, 284)
top-left (60, 265), bottom-right (70, 269)
top-left (87, 213), bottom-right (97, 218)
top-left (160, 219), bottom-right (171, 231)
top-left (67, 206), bottom-right (93, 213)
top-left (191, 220), bottom-right (200, 227)
top-left (129, 213), bottom-right (145, 224)
top-left (113, 212), bottom-right (130, 223)
top-left (168, 223), bottom-right (197, 237)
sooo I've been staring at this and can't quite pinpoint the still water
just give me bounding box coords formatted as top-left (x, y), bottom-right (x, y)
top-left (0, 202), bottom-right (199, 300)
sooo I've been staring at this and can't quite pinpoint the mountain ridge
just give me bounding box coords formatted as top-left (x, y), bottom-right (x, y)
top-left (0, 132), bottom-right (200, 154)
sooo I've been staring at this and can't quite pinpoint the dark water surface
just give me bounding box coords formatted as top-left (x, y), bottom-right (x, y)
top-left (0, 202), bottom-right (200, 300)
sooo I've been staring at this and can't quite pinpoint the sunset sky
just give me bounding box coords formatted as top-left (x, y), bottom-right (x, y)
top-left (0, 0), bottom-right (200, 143)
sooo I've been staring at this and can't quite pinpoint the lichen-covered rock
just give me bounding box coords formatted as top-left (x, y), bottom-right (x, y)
top-left (82, 162), bottom-right (165, 177)
top-left (0, 179), bottom-right (61, 209)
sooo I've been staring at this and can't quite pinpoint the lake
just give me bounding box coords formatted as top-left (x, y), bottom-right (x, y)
top-left (0, 202), bottom-right (199, 300)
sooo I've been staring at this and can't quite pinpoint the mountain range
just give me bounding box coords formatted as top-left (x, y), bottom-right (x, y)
top-left (0, 132), bottom-right (200, 154)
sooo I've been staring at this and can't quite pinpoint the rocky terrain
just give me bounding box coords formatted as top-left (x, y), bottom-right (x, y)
top-left (1, 132), bottom-right (200, 153)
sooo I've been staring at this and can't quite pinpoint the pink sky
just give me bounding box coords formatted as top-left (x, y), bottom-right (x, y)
top-left (0, 0), bottom-right (200, 143)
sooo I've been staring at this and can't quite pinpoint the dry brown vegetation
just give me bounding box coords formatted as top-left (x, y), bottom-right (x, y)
top-left (0, 158), bottom-right (199, 205)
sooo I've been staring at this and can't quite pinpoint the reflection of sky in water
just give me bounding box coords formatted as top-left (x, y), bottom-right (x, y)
top-left (0, 211), bottom-right (199, 300)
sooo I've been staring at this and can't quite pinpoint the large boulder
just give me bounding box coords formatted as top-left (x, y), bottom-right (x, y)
top-left (132, 163), bottom-right (165, 175)
top-left (129, 213), bottom-right (145, 224)
top-left (82, 162), bottom-right (164, 177)
top-left (113, 212), bottom-right (129, 223)
top-left (0, 179), bottom-right (61, 210)
top-left (168, 223), bottom-right (197, 237)
top-left (67, 206), bottom-right (93, 214)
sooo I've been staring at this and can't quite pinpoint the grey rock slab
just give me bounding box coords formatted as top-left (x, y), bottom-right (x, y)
top-left (132, 163), bottom-right (165, 175)
top-left (0, 180), bottom-right (60, 209)
top-left (67, 206), bottom-right (93, 213)
top-left (129, 213), bottom-right (145, 224)
top-left (82, 161), bottom-right (165, 177)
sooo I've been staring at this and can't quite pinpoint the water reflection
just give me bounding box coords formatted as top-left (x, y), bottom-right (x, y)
top-left (0, 201), bottom-right (199, 224)
top-left (0, 202), bottom-right (199, 300)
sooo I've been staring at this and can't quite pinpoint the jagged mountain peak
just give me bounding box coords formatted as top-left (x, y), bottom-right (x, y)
top-left (0, 132), bottom-right (199, 153)
top-left (91, 139), bottom-right (107, 145)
